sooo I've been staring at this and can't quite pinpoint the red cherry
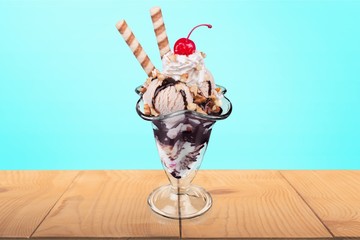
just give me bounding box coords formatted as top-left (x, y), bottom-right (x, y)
top-left (174, 24), bottom-right (212, 56)
top-left (173, 38), bottom-right (196, 55)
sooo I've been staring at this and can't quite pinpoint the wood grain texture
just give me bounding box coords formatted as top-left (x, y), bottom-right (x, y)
top-left (2, 170), bottom-right (360, 239)
top-left (281, 170), bottom-right (360, 238)
top-left (0, 171), bottom-right (79, 238)
top-left (32, 170), bottom-right (179, 239)
top-left (181, 170), bottom-right (332, 239)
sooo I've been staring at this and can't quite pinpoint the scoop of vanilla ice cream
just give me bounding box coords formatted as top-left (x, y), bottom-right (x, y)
top-left (142, 78), bottom-right (193, 115)
top-left (155, 85), bottom-right (193, 115)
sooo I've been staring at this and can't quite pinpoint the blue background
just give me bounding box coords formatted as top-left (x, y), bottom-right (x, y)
top-left (0, 0), bottom-right (359, 170)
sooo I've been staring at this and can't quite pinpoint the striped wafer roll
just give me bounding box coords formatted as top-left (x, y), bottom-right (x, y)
top-left (116, 19), bottom-right (155, 76)
top-left (150, 7), bottom-right (171, 58)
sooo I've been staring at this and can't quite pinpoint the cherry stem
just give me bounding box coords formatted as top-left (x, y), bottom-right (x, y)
top-left (186, 24), bottom-right (212, 39)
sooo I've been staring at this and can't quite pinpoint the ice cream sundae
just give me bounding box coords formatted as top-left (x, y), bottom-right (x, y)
top-left (116, 6), bottom-right (232, 219)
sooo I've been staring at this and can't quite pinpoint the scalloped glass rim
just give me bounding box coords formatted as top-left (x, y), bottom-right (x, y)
top-left (135, 84), bottom-right (232, 121)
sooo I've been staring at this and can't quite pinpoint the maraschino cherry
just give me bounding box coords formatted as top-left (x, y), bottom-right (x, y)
top-left (173, 24), bottom-right (212, 56)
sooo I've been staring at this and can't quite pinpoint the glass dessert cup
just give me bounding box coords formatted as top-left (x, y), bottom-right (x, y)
top-left (136, 85), bottom-right (232, 219)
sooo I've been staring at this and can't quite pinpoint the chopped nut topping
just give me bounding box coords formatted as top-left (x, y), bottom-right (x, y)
top-left (150, 107), bottom-right (159, 116)
top-left (175, 83), bottom-right (183, 92)
top-left (196, 106), bottom-right (207, 115)
top-left (187, 102), bottom-right (197, 111)
top-left (196, 64), bottom-right (202, 71)
top-left (182, 73), bottom-right (189, 78)
top-left (157, 74), bottom-right (165, 81)
top-left (139, 86), bottom-right (147, 94)
top-left (189, 85), bottom-right (198, 95)
top-left (194, 95), bottom-right (207, 104)
top-left (214, 99), bottom-right (222, 106)
top-left (144, 104), bottom-right (151, 115)
top-left (180, 73), bottom-right (189, 82)
top-left (212, 105), bottom-right (221, 113)
top-left (146, 77), bottom-right (152, 85)
top-left (209, 94), bottom-right (217, 101)
top-left (215, 87), bottom-right (221, 93)
top-left (200, 52), bottom-right (207, 58)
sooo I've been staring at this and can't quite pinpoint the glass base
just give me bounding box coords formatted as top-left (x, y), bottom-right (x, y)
top-left (148, 184), bottom-right (212, 219)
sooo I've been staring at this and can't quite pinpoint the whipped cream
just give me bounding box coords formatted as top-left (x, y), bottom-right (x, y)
top-left (162, 51), bottom-right (210, 86)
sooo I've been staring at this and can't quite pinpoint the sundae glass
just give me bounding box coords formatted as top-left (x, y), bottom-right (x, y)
top-left (136, 85), bottom-right (231, 219)
top-left (117, 7), bottom-right (232, 219)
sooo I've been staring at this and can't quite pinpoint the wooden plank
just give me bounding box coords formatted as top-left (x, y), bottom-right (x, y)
top-left (0, 170), bottom-right (79, 238)
top-left (32, 170), bottom-right (179, 239)
top-left (281, 170), bottom-right (360, 238)
top-left (181, 170), bottom-right (332, 239)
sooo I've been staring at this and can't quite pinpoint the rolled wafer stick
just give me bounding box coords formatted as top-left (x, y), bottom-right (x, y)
top-left (150, 7), bottom-right (171, 59)
top-left (116, 19), bottom-right (155, 76)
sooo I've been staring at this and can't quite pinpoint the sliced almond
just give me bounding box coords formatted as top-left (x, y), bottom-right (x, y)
top-left (196, 64), bottom-right (202, 71)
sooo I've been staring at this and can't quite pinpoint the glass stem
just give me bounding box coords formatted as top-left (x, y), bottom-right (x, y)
top-left (168, 170), bottom-right (197, 194)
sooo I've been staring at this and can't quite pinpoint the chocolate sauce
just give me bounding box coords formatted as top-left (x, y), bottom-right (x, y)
top-left (179, 90), bottom-right (188, 108)
top-left (171, 172), bottom-right (181, 179)
top-left (153, 112), bottom-right (214, 147)
top-left (153, 113), bottom-right (215, 179)
top-left (207, 80), bottom-right (212, 96)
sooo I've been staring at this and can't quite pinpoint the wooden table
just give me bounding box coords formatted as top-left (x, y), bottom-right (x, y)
top-left (0, 170), bottom-right (360, 239)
